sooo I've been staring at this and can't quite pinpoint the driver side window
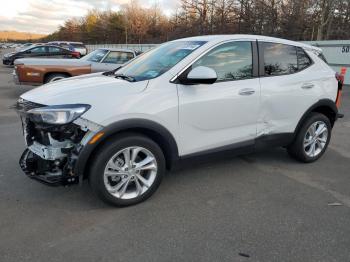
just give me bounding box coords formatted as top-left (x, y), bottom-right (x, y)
top-left (192, 41), bottom-right (253, 81)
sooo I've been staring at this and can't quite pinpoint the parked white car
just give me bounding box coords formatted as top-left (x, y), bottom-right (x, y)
top-left (15, 35), bottom-right (343, 206)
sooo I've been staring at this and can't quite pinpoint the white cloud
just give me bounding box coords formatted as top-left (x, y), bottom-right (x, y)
top-left (0, 0), bottom-right (180, 34)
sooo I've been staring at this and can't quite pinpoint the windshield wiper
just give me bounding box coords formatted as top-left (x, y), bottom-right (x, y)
top-left (102, 66), bottom-right (122, 76)
top-left (114, 73), bottom-right (135, 82)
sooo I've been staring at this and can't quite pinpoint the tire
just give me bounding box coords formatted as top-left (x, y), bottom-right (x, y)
top-left (89, 133), bottom-right (166, 206)
top-left (287, 113), bottom-right (331, 163)
top-left (45, 73), bottom-right (69, 83)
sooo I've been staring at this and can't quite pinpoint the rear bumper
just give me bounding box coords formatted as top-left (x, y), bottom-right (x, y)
top-left (12, 70), bottom-right (20, 85)
top-left (337, 113), bottom-right (344, 119)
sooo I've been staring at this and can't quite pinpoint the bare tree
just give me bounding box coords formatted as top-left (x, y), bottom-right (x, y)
top-left (42, 0), bottom-right (350, 43)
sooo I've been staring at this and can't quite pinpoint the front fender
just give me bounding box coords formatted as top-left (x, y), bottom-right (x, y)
top-left (74, 118), bottom-right (179, 181)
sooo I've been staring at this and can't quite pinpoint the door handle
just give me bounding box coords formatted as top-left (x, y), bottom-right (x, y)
top-left (301, 83), bottom-right (314, 89)
top-left (239, 88), bottom-right (255, 96)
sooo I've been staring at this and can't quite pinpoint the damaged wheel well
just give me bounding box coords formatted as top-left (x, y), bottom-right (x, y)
top-left (78, 120), bottom-right (180, 179)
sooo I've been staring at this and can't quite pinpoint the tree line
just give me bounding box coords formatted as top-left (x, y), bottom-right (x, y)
top-left (42, 0), bottom-right (350, 44)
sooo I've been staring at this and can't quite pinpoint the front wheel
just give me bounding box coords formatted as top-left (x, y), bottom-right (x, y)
top-left (45, 73), bottom-right (69, 83)
top-left (89, 133), bottom-right (165, 206)
top-left (287, 113), bottom-right (331, 163)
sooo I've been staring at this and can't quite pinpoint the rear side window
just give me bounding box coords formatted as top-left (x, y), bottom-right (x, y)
top-left (192, 41), bottom-right (253, 81)
top-left (262, 43), bottom-right (298, 76)
top-left (318, 53), bottom-right (328, 64)
top-left (48, 46), bottom-right (61, 53)
top-left (297, 47), bottom-right (312, 70)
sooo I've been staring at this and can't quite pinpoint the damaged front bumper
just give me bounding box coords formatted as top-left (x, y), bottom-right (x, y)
top-left (15, 99), bottom-right (103, 186)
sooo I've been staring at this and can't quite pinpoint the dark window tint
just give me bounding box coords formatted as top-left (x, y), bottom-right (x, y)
top-left (318, 53), bottom-right (328, 64)
top-left (192, 41), bottom-right (253, 81)
top-left (262, 43), bottom-right (298, 76)
top-left (61, 44), bottom-right (71, 49)
top-left (30, 46), bottom-right (47, 53)
top-left (103, 51), bottom-right (134, 64)
top-left (71, 43), bottom-right (85, 48)
top-left (297, 47), bottom-right (312, 70)
top-left (48, 46), bottom-right (61, 53)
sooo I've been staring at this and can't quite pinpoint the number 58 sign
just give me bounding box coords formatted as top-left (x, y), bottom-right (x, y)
top-left (342, 46), bottom-right (350, 53)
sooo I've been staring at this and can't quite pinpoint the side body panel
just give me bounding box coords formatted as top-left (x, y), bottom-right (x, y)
top-left (257, 44), bottom-right (338, 136)
top-left (16, 65), bottom-right (91, 84)
top-left (177, 78), bottom-right (260, 155)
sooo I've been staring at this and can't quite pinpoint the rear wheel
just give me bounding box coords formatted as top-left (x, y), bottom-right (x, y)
top-left (287, 113), bottom-right (331, 163)
top-left (89, 133), bottom-right (165, 206)
top-left (45, 73), bottom-right (69, 83)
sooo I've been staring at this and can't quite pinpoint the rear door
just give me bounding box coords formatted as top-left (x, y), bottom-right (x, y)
top-left (258, 42), bottom-right (316, 136)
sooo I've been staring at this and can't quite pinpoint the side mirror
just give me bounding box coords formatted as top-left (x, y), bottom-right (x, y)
top-left (185, 66), bottom-right (217, 84)
top-left (25, 50), bottom-right (31, 54)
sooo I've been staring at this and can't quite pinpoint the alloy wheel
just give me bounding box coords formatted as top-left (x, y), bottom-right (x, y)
top-left (103, 146), bottom-right (158, 200)
top-left (303, 121), bottom-right (329, 158)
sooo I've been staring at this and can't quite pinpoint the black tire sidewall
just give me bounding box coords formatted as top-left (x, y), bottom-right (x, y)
top-left (290, 113), bottom-right (332, 162)
top-left (45, 74), bottom-right (68, 83)
top-left (89, 133), bottom-right (166, 206)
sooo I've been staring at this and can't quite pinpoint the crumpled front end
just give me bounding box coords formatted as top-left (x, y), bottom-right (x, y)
top-left (15, 99), bottom-right (103, 186)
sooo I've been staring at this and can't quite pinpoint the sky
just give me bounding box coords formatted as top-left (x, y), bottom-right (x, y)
top-left (0, 0), bottom-right (180, 34)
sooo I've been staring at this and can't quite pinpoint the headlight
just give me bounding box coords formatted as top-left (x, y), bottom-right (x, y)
top-left (28, 104), bottom-right (91, 125)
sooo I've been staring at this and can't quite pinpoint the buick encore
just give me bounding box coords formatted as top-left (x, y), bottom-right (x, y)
top-left (15, 35), bottom-right (344, 206)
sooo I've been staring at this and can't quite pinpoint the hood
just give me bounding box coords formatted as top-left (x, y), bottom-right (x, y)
top-left (4, 52), bottom-right (15, 57)
top-left (14, 58), bottom-right (90, 66)
top-left (21, 73), bottom-right (149, 106)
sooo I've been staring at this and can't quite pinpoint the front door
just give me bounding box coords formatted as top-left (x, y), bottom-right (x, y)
top-left (177, 41), bottom-right (260, 155)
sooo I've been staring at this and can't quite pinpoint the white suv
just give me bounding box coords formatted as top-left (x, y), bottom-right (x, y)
top-left (15, 35), bottom-right (343, 206)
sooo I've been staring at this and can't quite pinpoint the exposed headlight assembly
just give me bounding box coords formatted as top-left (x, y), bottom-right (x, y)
top-left (28, 104), bottom-right (91, 125)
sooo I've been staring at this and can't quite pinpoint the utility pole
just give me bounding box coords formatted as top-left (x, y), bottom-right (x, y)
top-left (125, 13), bottom-right (128, 45)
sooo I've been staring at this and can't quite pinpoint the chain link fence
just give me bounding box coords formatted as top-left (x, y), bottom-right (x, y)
top-left (86, 44), bottom-right (159, 53)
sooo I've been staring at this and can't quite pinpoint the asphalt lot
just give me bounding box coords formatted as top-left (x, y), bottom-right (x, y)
top-left (1, 48), bottom-right (350, 262)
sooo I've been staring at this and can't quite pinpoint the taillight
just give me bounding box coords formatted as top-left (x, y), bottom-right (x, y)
top-left (72, 51), bottom-right (80, 58)
top-left (335, 71), bottom-right (345, 108)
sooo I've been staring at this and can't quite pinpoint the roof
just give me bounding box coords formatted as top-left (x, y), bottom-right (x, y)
top-left (174, 34), bottom-right (321, 52)
top-left (49, 41), bottom-right (84, 44)
top-left (98, 48), bottom-right (135, 53)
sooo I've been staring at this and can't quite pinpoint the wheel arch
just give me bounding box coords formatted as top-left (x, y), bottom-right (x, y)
top-left (75, 119), bottom-right (179, 180)
top-left (44, 71), bottom-right (72, 83)
top-left (293, 99), bottom-right (338, 138)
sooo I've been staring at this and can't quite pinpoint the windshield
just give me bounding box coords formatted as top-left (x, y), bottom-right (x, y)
top-left (81, 49), bottom-right (108, 62)
top-left (116, 41), bottom-right (207, 82)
